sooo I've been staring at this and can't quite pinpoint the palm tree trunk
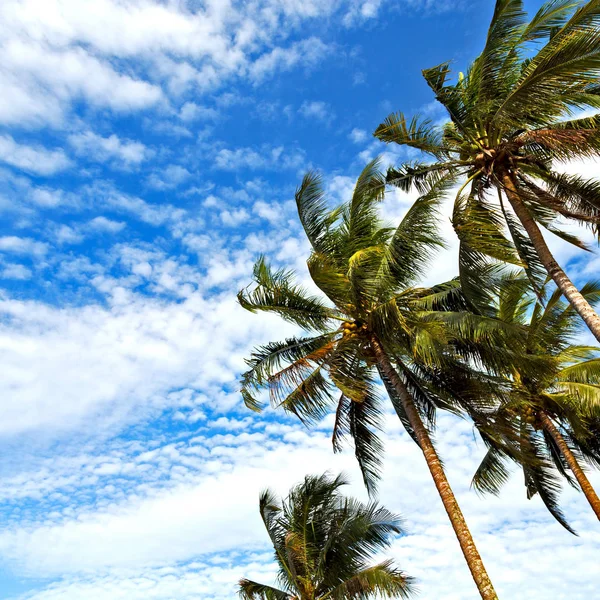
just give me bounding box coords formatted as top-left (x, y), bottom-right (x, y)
top-left (369, 333), bottom-right (499, 600)
top-left (501, 172), bottom-right (600, 343)
top-left (540, 411), bottom-right (600, 520)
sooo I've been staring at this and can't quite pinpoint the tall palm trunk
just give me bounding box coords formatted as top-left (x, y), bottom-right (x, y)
top-left (539, 411), bottom-right (600, 521)
top-left (501, 172), bottom-right (600, 344)
top-left (369, 334), bottom-right (499, 600)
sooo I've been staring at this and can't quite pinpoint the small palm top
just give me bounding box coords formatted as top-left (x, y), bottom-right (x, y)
top-left (238, 473), bottom-right (414, 600)
top-left (473, 274), bottom-right (600, 528)
top-left (374, 0), bottom-right (600, 342)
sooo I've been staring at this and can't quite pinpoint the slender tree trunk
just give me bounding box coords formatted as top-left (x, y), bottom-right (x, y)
top-left (540, 411), bottom-right (600, 520)
top-left (500, 172), bottom-right (600, 343)
top-left (369, 334), bottom-right (499, 600)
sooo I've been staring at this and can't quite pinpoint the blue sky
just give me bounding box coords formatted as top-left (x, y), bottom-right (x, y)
top-left (1, 1), bottom-right (600, 599)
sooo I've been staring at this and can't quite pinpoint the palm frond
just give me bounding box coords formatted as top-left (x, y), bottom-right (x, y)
top-left (385, 161), bottom-right (460, 193)
top-left (238, 580), bottom-right (291, 600)
top-left (522, 429), bottom-right (576, 534)
top-left (376, 363), bottom-right (420, 445)
top-left (520, 0), bottom-right (581, 43)
top-left (558, 358), bottom-right (600, 384)
top-left (349, 390), bottom-right (385, 496)
top-left (276, 365), bottom-right (337, 425)
top-left (240, 333), bottom-right (337, 411)
top-left (380, 172), bottom-right (452, 290)
top-left (542, 425), bottom-right (578, 488)
top-left (554, 381), bottom-right (600, 412)
top-left (453, 182), bottom-right (522, 303)
top-left (475, 0), bottom-right (527, 104)
top-left (238, 257), bottom-right (334, 331)
top-left (374, 113), bottom-right (448, 158)
top-left (296, 171), bottom-right (340, 253)
top-left (493, 0), bottom-right (600, 127)
top-left (307, 251), bottom-right (351, 307)
top-left (328, 561), bottom-right (416, 600)
top-left (472, 446), bottom-right (512, 495)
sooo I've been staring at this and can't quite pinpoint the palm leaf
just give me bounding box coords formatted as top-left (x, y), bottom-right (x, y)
top-left (374, 112), bottom-right (448, 158)
top-left (238, 580), bottom-right (291, 600)
top-left (328, 561), bottom-right (415, 600)
top-left (472, 446), bottom-right (512, 495)
top-left (296, 172), bottom-right (340, 253)
top-left (238, 257), bottom-right (334, 331)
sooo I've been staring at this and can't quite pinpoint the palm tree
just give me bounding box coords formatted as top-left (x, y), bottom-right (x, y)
top-left (238, 160), bottom-right (509, 600)
top-left (471, 273), bottom-right (600, 526)
top-left (238, 472), bottom-right (415, 600)
top-left (374, 0), bottom-right (600, 342)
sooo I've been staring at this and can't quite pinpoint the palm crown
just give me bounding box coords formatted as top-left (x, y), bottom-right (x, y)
top-left (239, 159), bottom-right (505, 491)
top-left (472, 273), bottom-right (600, 528)
top-left (374, 0), bottom-right (600, 341)
top-left (239, 160), bottom-right (514, 599)
top-left (238, 473), bottom-right (414, 600)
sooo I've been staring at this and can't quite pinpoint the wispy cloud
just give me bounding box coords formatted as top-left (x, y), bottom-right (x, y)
top-left (298, 100), bottom-right (334, 123)
top-left (0, 236), bottom-right (48, 256)
top-left (0, 136), bottom-right (71, 175)
top-left (249, 38), bottom-right (332, 83)
top-left (214, 145), bottom-right (305, 171)
top-left (349, 127), bottom-right (368, 143)
top-left (68, 132), bottom-right (150, 165)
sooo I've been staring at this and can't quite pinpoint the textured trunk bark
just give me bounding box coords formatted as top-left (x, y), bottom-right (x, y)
top-left (501, 172), bottom-right (600, 343)
top-left (370, 334), bottom-right (499, 600)
top-left (540, 411), bottom-right (600, 520)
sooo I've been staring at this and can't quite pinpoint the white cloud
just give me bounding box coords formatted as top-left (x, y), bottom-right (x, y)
top-left (147, 165), bottom-right (191, 190)
top-left (29, 187), bottom-right (66, 208)
top-left (0, 40), bottom-right (163, 125)
top-left (353, 71), bottom-right (366, 85)
top-left (178, 102), bottom-right (219, 122)
top-left (92, 183), bottom-right (185, 226)
top-left (12, 561), bottom-right (277, 600)
top-left (343, 0), bottom-right (384, 25)
top-left (248, 37), bottom-right (332, 83)
top-left (68, 131), bottom-right (150, 165)
top-left (88, 217), bottom-right (127, 233)
top-left (0, 136), bottom-right (71, 175)
top-left (0, 236), bottom-right (48, 256)
top-left (298, 100), bottom-right (334, 122)
top-left (214, 145), bottom-right (305, 171)
top-left (0, 72), bottom-right (64, 128)
top-left (253, 200), bottom-right (286, 224)
top-left (349, 127), bottom-right (368, 143)
top-left (0, 279), bottom-right (291, 436)
top-left (220, 208), bottom-right (250, 227)
top-left (0, 441), bottom-right (342, 574)
top-left (0, 0), bottom-right (384, 129)
top-left (54, 224), bottom-right (85, 245)
top-left (0, 263), bottom-right (32, 280)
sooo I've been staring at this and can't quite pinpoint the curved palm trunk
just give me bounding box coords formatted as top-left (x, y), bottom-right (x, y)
top-left (369, 334), bottom-right (499, 600)
top-left (501, 172), bottom-right (600, 344)
top-left (540, 411), bottom-right (600, 521)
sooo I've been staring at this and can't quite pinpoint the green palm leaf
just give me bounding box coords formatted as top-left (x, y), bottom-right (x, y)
top-left (238, 257), bottom-right (334, 331)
